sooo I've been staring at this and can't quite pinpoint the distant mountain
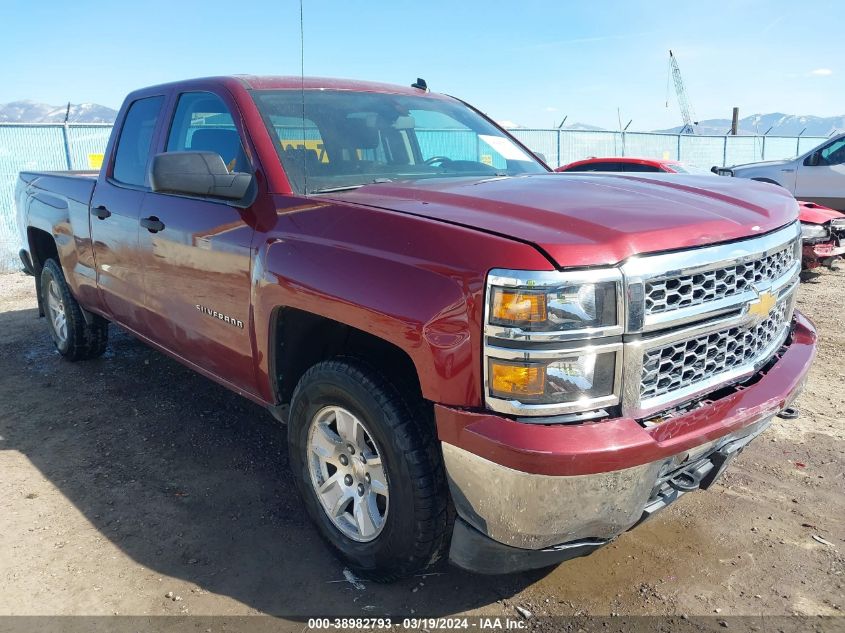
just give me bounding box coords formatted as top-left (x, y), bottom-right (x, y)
top-left (500, 121), bottom-right (603, 131)
top-left (655, 112), bottom-right (845, 136)
top-left (0, 100), bottom-right (117, 123)
top-left (561, 122), bottom-right (604, 131)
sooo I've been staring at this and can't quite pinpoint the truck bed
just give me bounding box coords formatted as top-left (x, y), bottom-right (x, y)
top-left (16, 171), bottom-right (100, 258)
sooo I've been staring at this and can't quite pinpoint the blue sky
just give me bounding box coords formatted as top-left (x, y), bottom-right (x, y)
top-left (1, 0), bottom-right (842, 130)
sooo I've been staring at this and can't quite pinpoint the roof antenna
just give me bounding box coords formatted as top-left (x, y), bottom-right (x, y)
top-left (411, 78), bottom-right (428, 92)
top-left (299, 0), bottom-right (307, 193)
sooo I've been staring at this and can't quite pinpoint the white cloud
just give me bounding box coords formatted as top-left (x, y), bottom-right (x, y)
top-left (810, 68), bottom-right (833, 76)
top-left (544, 106), bottom-right (558, 112)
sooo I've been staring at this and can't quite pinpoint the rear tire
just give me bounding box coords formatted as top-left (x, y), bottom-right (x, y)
top-left (288, 358), bottom-right (449, 582)
top-left (40, 259), bottom-right (108, 361)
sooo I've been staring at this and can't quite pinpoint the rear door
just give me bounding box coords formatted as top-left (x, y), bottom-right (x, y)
top-left (795, 137), bottom-right (845, 209)
top-left (138, 90), bottom-right (257, 393)
top-left (90, 95), bottom-right (165, 328)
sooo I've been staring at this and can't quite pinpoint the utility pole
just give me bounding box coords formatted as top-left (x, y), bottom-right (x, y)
top-left (730, 107), bottom-right (739, 135)
top-left (61, 102), bottom-right (73, 170)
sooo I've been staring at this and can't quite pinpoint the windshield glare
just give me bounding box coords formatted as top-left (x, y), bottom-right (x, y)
top-left (251, 90), bottom-right (546, 194)
top-left (670, 163), bottom-right (713, 176)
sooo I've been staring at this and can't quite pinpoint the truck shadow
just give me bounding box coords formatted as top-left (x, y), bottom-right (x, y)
top-left (0, 306), bottom-right (546, 617)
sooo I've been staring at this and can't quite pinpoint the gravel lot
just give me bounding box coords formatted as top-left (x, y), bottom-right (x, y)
top-left (0, 268), bottom-right (843, 627)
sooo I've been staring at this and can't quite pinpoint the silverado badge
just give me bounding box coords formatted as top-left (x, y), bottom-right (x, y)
top-left (196, 304), bottom-right (244, 329)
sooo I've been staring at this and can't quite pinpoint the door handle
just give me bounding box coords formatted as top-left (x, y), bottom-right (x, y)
top-left (140, 216), bottom-right (165, 233)
top-left (91, 205), bottom-right (111, 220)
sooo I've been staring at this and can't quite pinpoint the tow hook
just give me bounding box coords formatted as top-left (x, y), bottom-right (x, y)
top-left (777, 406), bottom-right (800, 420)
top-left (667, 469), bottom-right (702, 492)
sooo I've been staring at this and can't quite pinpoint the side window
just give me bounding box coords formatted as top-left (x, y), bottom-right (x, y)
top-left (166, 92), bottom-right (250, 173)
top-left (819, 139), bottom-right (845, 166)
top-left (112, 96), bottom-right (164, 187)
top-left (564, 163), bottom-right (601, 172)
top-left (567, 162), bottom-right (618, 172)
top-left (623, 162), bottom-right (661, 172)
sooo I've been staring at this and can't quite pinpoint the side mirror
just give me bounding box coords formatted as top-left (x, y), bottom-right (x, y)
top-left (534, 152), bottom-right (548, 164)
top-left (804, 152), bottom-right (820, 167)
top-left (150, 151), bottom-right (253, 203)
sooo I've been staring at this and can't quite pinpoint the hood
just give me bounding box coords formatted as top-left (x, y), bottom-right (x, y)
top-left (798, 200), bottom-right (845, 225)
top-left (324, 173), bottom-right (798, 268)
top-left (730, 159), bottom-right (791, 172)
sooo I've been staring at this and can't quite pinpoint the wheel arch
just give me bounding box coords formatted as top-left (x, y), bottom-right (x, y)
top-left (269, 306), bottom-right (423, 409)
top-left (27, 227), bottom-right (60, 317)
top-left (750, 177), bottom-right (783, 187)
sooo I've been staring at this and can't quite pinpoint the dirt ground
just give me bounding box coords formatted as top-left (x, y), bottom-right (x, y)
top-left (0, 268), bottom-right (843, 627)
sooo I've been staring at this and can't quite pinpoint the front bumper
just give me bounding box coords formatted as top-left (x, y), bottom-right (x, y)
top-left (437, 312), bottom-right (816, 574)
top-left (802, 240), bottom-right (845, 269)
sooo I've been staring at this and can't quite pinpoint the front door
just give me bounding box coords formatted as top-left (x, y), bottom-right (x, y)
top-left (795, 137), bottom-right (845, 210)
top-left (90, 95), bottom-right (165, 328)
top-left (139, 91), bottom-right (257, 394)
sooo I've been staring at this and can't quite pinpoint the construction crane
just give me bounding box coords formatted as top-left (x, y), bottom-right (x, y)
top-left (667, 50), bottom-right (697, 134)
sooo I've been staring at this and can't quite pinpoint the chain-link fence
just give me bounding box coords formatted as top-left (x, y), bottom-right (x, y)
top-left (0, 123), bottom-right (112, 271)
top-left (507, 129), bottom-right (828, 168)
top-left (0, 123), bottom-right (828, 272)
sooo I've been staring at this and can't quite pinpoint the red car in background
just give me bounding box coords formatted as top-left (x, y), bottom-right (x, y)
top-left (555, 156), bottom-right (703, 173)
top-left (798, 201), bottom-right (845, 271)
top-left (557, 157), bottom-right (845, 271)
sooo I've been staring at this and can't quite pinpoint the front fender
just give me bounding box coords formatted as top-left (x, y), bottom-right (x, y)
top-left (250, 197), bottom-right (553, 407)
top-left (733, 163), bottom-right (797, 191)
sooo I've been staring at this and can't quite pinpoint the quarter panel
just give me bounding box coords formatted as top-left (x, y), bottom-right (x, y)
top-left (24, 173), bottom-right (100, 311)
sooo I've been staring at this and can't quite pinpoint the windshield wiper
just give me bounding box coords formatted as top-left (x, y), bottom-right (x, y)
top-left (310, 184), bottom-right (365, 194)
top-left (311, 178), bottom-right (394, 194)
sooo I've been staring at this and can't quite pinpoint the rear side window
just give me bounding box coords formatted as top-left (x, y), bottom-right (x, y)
top-left (166, 92), bottom-right (250, 173)
top-left (112, 96), bottom-right (164, 187)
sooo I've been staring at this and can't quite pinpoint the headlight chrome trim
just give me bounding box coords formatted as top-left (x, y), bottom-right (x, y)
top-left (483, 341), bottom-right (623, 416)
top-left (485, 268), bottom-right (624, 343)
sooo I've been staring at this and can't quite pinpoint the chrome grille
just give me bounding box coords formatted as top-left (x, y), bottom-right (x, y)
top-left (644, 243), bottom-right (797, 315)
top-left (640, 298), bottom-right (790, 401)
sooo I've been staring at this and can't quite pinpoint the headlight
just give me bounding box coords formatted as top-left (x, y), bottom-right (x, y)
top-left (486, 270), bottom-right (622, 337)
top-left (488, 351), bottom-right (619, 405)
top-left (801, 223), bottom-right (829, 240)
top-left (489, 282), bottom-right (617, 331)
top-left (484, 269), bottom-right (623, 418)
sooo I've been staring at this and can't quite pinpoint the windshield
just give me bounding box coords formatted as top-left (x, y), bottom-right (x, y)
top-left (251, 89), bottom-right (547, 194)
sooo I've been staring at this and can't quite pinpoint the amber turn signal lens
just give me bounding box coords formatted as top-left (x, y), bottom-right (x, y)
top-left (489, 361), bottom-right (546, 397)
top-left (491, 289), bottom-right (547, 325)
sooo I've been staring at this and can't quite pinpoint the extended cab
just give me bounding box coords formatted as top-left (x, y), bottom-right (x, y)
top-left (16, 76), bottom-right (816, 580)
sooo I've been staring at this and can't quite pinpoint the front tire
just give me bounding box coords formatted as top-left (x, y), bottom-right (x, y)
top-left (288, 359), bottom-right (449, 581)
top-left (40, 259), bottom-right (108, 361)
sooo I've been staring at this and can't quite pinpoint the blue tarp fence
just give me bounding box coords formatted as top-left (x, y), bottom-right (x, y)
top-left (0, 123), bottom-right (827, 272)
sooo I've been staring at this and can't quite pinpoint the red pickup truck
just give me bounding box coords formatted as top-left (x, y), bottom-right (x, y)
top-left (15, 76), bottom-right (816, 580)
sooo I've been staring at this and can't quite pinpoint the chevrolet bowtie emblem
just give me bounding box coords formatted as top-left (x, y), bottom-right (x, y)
top-left (748, 290), bottom-right (776, 321)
